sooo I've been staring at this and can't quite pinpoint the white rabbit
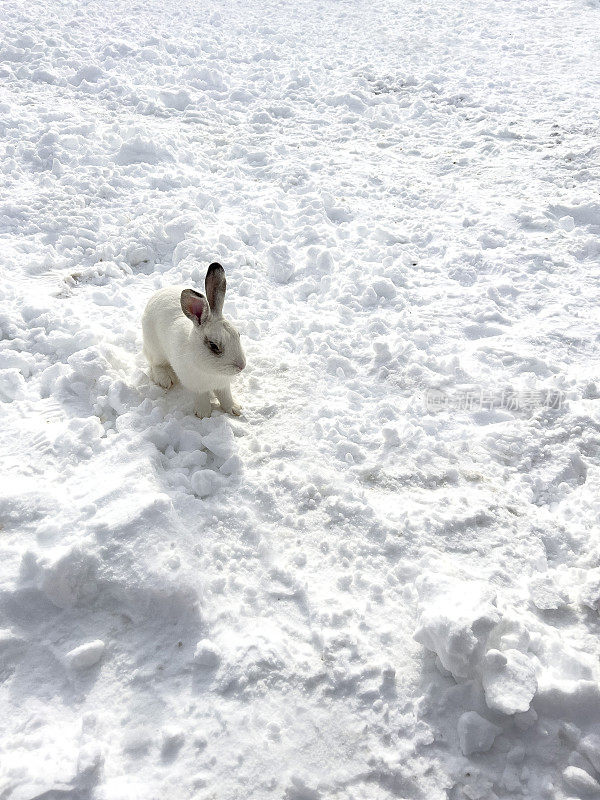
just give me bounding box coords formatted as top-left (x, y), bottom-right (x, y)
top-left (142, 262), bottom-right (246, 418)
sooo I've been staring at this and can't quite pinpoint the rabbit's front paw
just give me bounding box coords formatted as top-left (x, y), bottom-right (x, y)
top-left (215, 387), bottom-right (241, 416)
top-left (194, 393), bottom-right (213, 419)
top-left (150, 365), bottom-right (175, 389)
top-left (217, 400), bottom-right (242, 416)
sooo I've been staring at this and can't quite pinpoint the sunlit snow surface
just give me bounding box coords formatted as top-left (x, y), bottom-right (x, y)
top-left (1, 0), bottom-right (600, 797)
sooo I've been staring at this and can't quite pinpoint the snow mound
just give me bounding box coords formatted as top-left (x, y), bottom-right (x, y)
top-left (266, 244), bottom-right (295, 284)
top-left (65, 639), bottom-right (105, 669)
top-left (456, 711), bottom-right (501, 756)
top-left (194, 639), bottom-right (221, 667)
top-left (414, 578), bottom-right (500, 680)
top-left (415, 577), bottom-right (539, 717)
top-left (115, 135), bottom-right (174, 165)
top-left (415, 571), bottom-right (600, 794)
top-left (159, 89), bottom-right (192, 111)
top-left (481, 648), bottom-right (537, 715)
top-left (25, 547), bottom-right (99, 609)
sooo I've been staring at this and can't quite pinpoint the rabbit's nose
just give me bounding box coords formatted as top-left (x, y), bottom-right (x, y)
top-left (236, 359), bottom-right (246, 372)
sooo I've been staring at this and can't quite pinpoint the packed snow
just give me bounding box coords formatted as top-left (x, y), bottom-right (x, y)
top-left (1, 0), bottom-right (600, 798)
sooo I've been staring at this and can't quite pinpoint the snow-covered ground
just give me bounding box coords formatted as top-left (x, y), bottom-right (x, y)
top-left (1, 0), bottom-right (600, 797)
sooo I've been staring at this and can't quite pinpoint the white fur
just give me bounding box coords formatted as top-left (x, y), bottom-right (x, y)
top-left (142, 266), bottom-right (245, 418)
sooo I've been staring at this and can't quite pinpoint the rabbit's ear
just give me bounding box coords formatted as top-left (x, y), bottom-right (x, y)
top-left (181, 289), bottom-right (210, 326)
top-left (205, 262), bottom-right (226, 317)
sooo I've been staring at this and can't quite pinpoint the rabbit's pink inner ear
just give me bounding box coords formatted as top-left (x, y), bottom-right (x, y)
top-left (181, 290), bottom-right (209, 325)
top-left (190, 298), bottom-right (207, 323)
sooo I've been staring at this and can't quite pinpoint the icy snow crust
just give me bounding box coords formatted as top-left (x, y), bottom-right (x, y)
top-left (1, 0), bottom-right (600, 797)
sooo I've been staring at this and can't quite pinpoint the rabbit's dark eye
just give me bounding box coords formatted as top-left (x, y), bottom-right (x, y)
top-left (207, 340), bottom-right (221, 355)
